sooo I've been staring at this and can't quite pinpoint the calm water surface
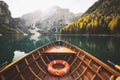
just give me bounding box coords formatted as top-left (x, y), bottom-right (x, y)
top-left (0, 34), bottom-right (120, 71)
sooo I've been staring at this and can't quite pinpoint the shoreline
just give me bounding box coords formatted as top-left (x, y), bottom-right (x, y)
top-left (54, 34), bottom-right (120, 37)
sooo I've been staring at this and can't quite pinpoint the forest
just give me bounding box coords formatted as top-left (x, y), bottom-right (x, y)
top-left (60, 0), bottom-right (120, 35)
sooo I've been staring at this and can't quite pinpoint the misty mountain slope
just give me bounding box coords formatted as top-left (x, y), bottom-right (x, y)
top-left (17, 6), bottom-right (82, 33)
top-left (61, 0), bottom-right (120, 34)
top-left (22, 11), bottom-right (42, 26)
top-left (15, 11), bottom-right (42, 33)
top-left (36, 6), bottom-right (76, 31)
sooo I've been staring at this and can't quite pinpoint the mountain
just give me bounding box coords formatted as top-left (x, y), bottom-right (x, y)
top-left (36, 6), bottom-right (77, 32)
top-left (16, 11), bottom-right (43, 33)
top-left (22, 11), bottom-right (42, 26)
top-left (0, 1), bottom-right (23, 35)
top-left (18, 6), bottom-right (82, 33)
top-left (60, 0), bottom-right (120, 34)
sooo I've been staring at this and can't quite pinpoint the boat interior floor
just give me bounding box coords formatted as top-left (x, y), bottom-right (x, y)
top-left (44, 74), bottom-right (73, 80)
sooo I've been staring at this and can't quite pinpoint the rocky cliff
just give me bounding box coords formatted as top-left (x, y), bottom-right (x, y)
top-left (0, 1), bottom-right (22, 34)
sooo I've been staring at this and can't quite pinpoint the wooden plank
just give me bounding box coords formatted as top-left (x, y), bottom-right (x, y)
top-left (71, 61), bottom-right (82, 74)
top-left (43, 74), bottom-right (73, 80)
top-left (25, 59), bottom-right (42, 80)
top-left (45, 46), bottom-right (75, 53)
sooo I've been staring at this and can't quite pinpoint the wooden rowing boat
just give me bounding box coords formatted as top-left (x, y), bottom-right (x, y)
top-left (0, 40), bottom-right (120, 80)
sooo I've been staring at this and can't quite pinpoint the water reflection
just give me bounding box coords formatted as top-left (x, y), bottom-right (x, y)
top-left (29, 29), bottom-right (41, 41)
top-left (61, 36), bottom-right (120, 65)
top-left (12, 50), bottom-right (26, 61)
top-left (0, 34), bottom-right (59, 64)
top-left (0, 35), bottom-right (23, 64)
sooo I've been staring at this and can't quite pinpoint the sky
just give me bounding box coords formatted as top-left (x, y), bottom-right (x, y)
top-left (3, 0), bottom-right (98, 18)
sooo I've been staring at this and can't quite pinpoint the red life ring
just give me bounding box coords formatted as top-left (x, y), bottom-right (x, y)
top-left (47, 60), bottom-right (70, 76)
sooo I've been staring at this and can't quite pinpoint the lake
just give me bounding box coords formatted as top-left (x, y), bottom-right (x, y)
top-left (0, 34), bottom-right (120, 71)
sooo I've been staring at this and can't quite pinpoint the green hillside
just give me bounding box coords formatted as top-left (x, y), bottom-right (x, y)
top-left (61, 0), bottom-right (120, 35)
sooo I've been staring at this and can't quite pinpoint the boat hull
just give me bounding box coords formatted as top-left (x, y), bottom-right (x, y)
top-left (0, 40), bottom-right (120, 80)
